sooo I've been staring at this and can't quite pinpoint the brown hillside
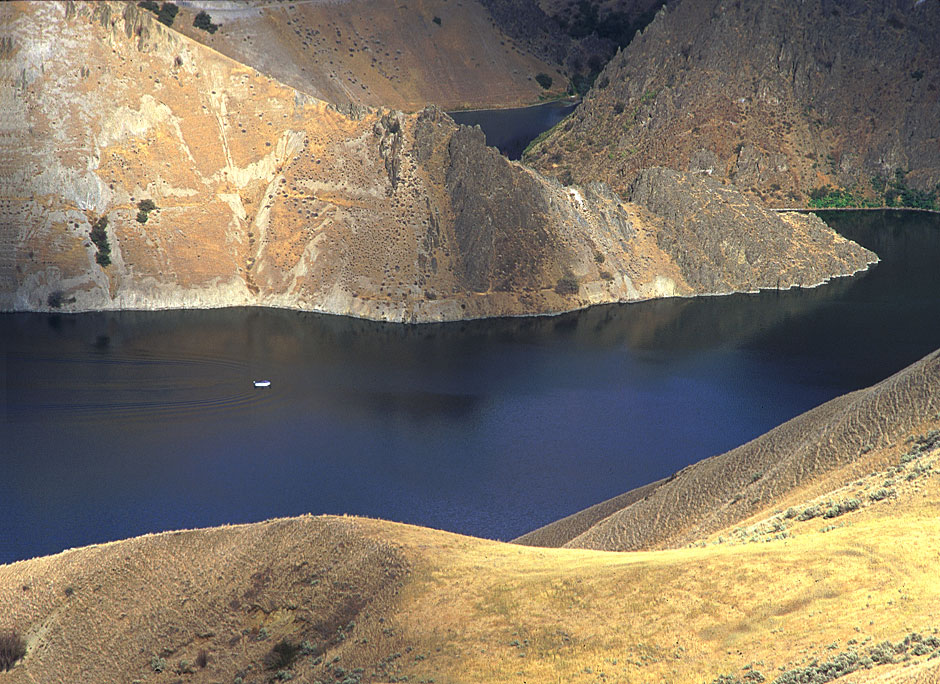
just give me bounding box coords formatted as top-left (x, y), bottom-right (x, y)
top-left (526, 0), bottom-right (940, 206)
top-left (516, 347), bottom-right (940, 551)
top-left (171, 0), bottom-right (570, 111)
top-left (1, 1), bottom-right (875, 321)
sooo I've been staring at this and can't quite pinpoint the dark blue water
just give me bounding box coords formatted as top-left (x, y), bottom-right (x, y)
top-left (448, 99), bottom-right (579, 159)
top-left (2, 211), bottom-right (939, 564)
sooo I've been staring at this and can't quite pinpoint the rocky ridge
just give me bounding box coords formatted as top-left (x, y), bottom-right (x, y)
top-left (0, 1), bottom-right (874, 322)
top-left (516, 347), bottom-right (940, 551)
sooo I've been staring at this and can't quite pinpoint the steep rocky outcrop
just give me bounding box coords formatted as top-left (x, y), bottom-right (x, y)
top-left (526, 0), bottom-right (940, 206)
top-left (626, 167), bottom-right (876, 293)
top-left (0, 1), bottom-right (874, 322)
top-left (516, 347), bottom-right (940, 551)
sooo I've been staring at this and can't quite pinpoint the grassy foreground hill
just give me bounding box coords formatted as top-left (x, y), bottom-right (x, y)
top-left (2, 349), bottom-right (939, 683)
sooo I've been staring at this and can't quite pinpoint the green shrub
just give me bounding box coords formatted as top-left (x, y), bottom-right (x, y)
top-left (869, 488), bottom-right (893, 502)
top-left (823, 498), bottom-right (861, 519)
top-left (150, 655), bottom-right (166, 673)
top-left (90, 215), bottom-right (111, 266)
top-left (797, 506), bottom-right (821, 521)
top-left (139, 1), bottom-right (178, 26)
top-left (535, 73), bottom-right (553, 90)
top-left (156, 2), bottom-right (178, 26)
top-left (136, 198), bottom-right (157, 224)
top-left (192, 10), bottom-right (219, 33)
top-left (774, 650), bottom-right (864, 683)
top-left (432, 16), bottom-right (441, 25)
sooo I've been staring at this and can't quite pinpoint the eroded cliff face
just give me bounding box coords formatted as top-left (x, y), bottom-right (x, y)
top-left (526, 0), bottom-right (940, 206)
top-left (0, 1), bottom-right (874, 322)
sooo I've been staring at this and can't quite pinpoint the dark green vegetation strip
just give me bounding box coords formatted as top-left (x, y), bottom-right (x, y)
top-left (809, 170), bottom-right (939, 210)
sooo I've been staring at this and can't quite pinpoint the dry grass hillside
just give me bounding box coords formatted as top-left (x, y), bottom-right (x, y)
top-left (171, 0), bottom-right (570, 111)
top-left (1, 352), bottom-right (939, 683)
top-left (517, 348), bottom-right (940, 551)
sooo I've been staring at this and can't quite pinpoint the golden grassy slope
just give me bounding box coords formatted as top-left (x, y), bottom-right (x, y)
top-left (1, 417), bottom-right (939, 683)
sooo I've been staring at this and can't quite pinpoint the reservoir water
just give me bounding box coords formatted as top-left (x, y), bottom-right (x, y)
top-left (448, 99), bottom-right (579, 160)
top-left (2, 211), bottom-right (939, 564)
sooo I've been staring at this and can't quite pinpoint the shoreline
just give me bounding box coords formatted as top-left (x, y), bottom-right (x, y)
top-left (0, 256), bottom-right (878, 325)
top-left (772, 206), bottom-right (940, 215)
top-left (445, 95), bottom-right (581, 115)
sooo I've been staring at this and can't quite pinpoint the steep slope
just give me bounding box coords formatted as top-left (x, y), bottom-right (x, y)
top-left (516, 347), bottom-right (940, 551)
top-left (170, 0), bottom-right (570, 111)
top-left (526, 0), bottom-right (940, 207)
top-left (0, 1), bottom-right (875, 322)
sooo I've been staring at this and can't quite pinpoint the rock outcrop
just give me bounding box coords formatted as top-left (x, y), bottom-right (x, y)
top-left (626, 167), bottom-right (875, 293)
top-left (526, 0), bottom-right (940, 206)
top-left (0, 1), bottom-right (874, 322)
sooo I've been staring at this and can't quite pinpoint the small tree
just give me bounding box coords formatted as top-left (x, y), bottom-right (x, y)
top-left (156, 2), bottom-right (179, 27)
top-left (535, 73), bottom-right (553, 90)
top-left (193, 10), bottom-right (220, 34)
top-left (136, 198), bottom-right (157, 224)
top-left (90, 216), bottom-right (112, 266)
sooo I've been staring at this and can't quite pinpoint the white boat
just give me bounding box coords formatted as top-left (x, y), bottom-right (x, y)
top-left (253, 380), bottom-right (271, 388)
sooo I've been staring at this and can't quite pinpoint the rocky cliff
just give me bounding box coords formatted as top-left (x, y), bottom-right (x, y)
top-left (0, 1), bottom-right (874, 322)
top-left (526, 0), bottom-right (940, 206)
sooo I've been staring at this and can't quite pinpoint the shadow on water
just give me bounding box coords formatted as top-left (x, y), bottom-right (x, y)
top-left (1, 211), bottom-right (938, 562)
